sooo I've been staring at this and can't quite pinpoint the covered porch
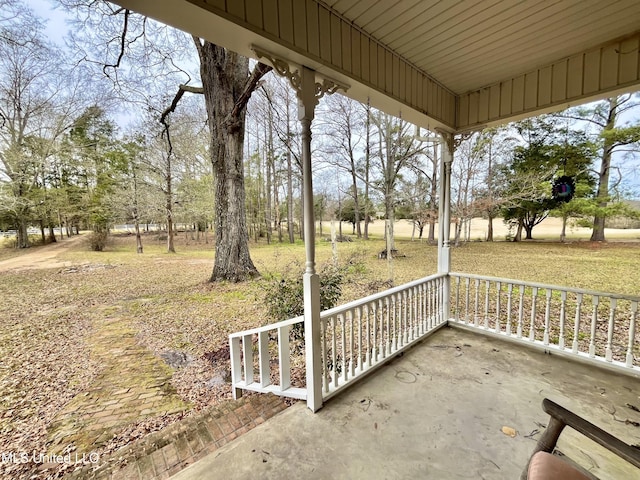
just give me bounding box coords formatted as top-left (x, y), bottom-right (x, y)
top-left (176, 327), bottom-right (640, 479)
top-left (112, 0), bottom-right (640, 477)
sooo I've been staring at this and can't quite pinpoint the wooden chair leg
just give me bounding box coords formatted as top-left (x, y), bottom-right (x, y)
top-left (520, 416), bottom-right (566, 480)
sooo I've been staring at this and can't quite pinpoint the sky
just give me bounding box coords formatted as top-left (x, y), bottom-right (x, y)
top-left (27, 0), bottom-right (69, 46)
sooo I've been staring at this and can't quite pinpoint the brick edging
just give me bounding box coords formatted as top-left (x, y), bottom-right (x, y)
top-left (66, 394), bottom-right (289, 480)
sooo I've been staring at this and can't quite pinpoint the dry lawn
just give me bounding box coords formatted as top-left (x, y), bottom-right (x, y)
top-left (0, 225), bottom-right (639, 478)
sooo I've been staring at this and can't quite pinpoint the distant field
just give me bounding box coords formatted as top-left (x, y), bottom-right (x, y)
top-left (357, 216), bottom-right (640, 241)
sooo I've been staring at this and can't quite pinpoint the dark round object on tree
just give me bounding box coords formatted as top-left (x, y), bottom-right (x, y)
top-left (552, 175), bottom-right (575, 203)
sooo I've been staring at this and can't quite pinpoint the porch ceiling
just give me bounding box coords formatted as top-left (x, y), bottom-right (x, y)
top-left (116, 0), bottom-right (640, 132)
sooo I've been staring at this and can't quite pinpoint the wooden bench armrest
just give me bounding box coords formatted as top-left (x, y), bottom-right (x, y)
top-left (521, 398), bottom-right (640, 479)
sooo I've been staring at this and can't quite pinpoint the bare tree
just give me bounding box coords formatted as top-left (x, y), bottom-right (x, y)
top-left (318, 95), bottom-right (365, 237)
top-left (368, 112), bottom-right (428, 253)
top-left (63, 2), bottom-right (272, 280)
top-left (0, 3), bottom-right (90, 247)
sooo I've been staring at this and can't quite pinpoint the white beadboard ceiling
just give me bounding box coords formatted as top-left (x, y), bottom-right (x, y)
top-left (115, 0), bottom-right (640, 130)
top-left (321, 0), bottom-right (640, 94)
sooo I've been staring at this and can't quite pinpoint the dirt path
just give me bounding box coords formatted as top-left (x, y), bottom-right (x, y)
top-left (0, 234), bottom-right (86, 272)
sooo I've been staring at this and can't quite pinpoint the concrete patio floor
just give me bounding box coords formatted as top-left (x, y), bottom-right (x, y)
top-left (172, 327), bottom-right (640, 479)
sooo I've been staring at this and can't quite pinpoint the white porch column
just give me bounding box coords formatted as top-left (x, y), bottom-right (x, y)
top-left (251, 48), bottom-right (348, 412)
top-left (298, 66), bottom-right (323, 412)
top-left (437, 132), bottom-right (453, 320)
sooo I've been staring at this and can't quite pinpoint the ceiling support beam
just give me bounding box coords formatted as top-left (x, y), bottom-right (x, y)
top-left (458, 32), bottom-right (640, 131)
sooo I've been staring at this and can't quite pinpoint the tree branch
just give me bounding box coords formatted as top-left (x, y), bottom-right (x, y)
top-left (159, 84), bottom-right (204, 125)
top-left (226, 62), bottom-right (272, 128)
top-left (102, 8), bottom-right (130, 77)
top-left (159, 83), bottom-right (204, 159)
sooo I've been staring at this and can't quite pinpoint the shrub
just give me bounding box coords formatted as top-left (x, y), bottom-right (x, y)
top-left (264, 263), bottom-right (344, 339)
top-left (89, 231), bottom-right (108, 251)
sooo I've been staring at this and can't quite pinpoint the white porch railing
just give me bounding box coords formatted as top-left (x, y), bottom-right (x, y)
top-left (229, 272), bottom-right (639, 405)
top-left (319, 273), bottom-right (447, 400)
top-left (449, 273), bottom-right (640, 373)
top-left (229, 315), bottom-right (307, 400)
top-left (229, 273), bottom-right (448, 401)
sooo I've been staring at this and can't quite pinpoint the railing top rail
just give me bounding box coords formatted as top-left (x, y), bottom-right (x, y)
top-left (229, 315), bottom-right (304, 338)
top-left (320, 272), bottom-right (447, 319)
top-left (229, 273), bottom-right (446, 339)
top-left (450, 272), bottom-right (640, 302)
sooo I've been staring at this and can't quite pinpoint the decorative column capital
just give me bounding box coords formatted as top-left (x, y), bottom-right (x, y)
top-left (435, 128), bottom-right (454, 159)
top-left (251, 45), bottom-right (349, 101)
top-left (252, 46), bottom-right (301, 90)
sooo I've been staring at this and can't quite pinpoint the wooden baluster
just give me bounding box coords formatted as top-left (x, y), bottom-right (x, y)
top-left (258, 331), bottom-right (270, 387)
top-left (385, 296), bottom-right (391, 355)
top-left (506, 283), bottom-right (513, 335)
top-left (543, 289), bottom-right (552, 346)
top-left (379, 299), bottom-right (385, 359)
top-left (366, 303), bottom-right (372, 368)
top-left (408, 289), bottom-right (414, 341)
top-left (332, 316), bottom-right (338, 388)
top-left (484, 280), bottom-right (490, 329)
top-left (418, 283), bottom-right (427, 336)
top-left (243, 334), bottom-right (254, 384)
top-left (432, 280), bottom-right (437, 328)
top-left (230, 336), bottom-right (242, 399)
top-left (517, 285), bottom-right (525, 338)
top-left (626, 301), bottom-right (638, 368)
top-left (321, 318), bottom-right (329, 392)
top-left (278, 325), bottom-right (291, 391)
top-left (391, 294), bottom-right (397, 351)
top-left (402, 290), bottom-right (408, 346)
top-left (349, 310), bottom-right (355, 378)
top-left (465, 277), bottom-right (471, 324)
top-left (572, 293), bottom-right (583, 354)
top-left (495, 281), bottom-right (502, 333)
top-left (369, 301), bottom-right (378, 363)
top-left (589, 296), bottom-right (599, 358)
top-left (412, 288), bottom-right (417, 339)
top-left (474, 278), bottom-right (480, 327)
top-left (455, 276), bottom-right (461, 322)
top-left (558, 291), bottom-right (567, 349)
top-left (412, 287), bottom-right (420, 338)
top-left (357, 306), bottom-right (363, 373)
top-left (340, 313), bottom-right (347, 383)
top-left (529, 287), bottom-right (538, 341)
top-left (605, 298), bottom-right (617, 362)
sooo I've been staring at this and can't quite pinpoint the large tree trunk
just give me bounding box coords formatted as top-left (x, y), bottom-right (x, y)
top-left (198, 41), bottom-right (259, 282)
top-left (513, 219), bottom-right (523, 242)
top-left (17, 219), bottom-right (29, 249)
top-left (48, 224), bottom-right (57, 243)
top-left (560, 214), bottom-right (567, 243)
top-left (487, 214), bottom-right (494, 242)
top-left (166, 167), bottom-right (176, 254)
top-left (524, 224), bottom-right (533, 240)
top-left (132, 171), bottom-right (143, 254)
top-left (39, 220), bottom-right (46, 245)
top-left (590, 97), bottom-right (618, 242)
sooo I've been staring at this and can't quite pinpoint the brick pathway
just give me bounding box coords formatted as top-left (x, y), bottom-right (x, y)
top-left (49, 318), bottom-right (189, 453)
top-left (67, 394), bottom-right (289, 479)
